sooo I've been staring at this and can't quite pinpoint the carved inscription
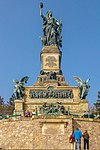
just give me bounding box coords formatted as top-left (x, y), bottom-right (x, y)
top-left (42, 123), bottom-right (64, 135)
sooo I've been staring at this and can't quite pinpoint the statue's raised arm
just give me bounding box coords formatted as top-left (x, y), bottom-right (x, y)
top-left (40, 2), bottom-right (44, 18)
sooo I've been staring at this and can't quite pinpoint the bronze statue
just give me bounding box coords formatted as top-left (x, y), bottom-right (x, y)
top-left (39, 102), bottom-right (67, 116)
top-left (40, 2), bottom-right (62, 48)
top-left (13, 76), bottom-right (29, 100)
top-left (30, 88), bottom-right (74, 99)
top-left (73, 76), bottom-right (90, 99)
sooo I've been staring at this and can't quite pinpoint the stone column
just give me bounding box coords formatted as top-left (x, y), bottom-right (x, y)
top-left (14, 99), bottom-right (24, 116)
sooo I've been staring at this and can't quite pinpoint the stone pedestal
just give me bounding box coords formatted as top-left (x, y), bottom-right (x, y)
top-left (40, 46), bottom-right (62, 72)
top-left (14, 45), bottom-right (89, 117)
top-left (14, 99), bottom-right (24, 116)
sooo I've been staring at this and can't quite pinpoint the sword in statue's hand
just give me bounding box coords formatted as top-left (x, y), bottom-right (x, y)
top-left (40, 1), bottom-right (44, 17)
top-left (40, 1), bottom-right (43, 9)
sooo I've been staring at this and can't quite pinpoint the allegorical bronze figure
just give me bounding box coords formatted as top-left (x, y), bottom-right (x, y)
top-left (40, 2), bottom-right (62, 48)
top-left (12, 76), bottom-right (29, 100)
top-left (73, 76), bottom-right (90, 99)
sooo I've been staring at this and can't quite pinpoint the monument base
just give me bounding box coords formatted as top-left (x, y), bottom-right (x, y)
top-left (14, 99), bottom-right (24, 116)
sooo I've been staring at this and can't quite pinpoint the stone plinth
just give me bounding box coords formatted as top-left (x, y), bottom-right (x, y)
top-left (14, 99), bottom-right (24, 116)
top-left (40, 46), bottom-right (62, 72)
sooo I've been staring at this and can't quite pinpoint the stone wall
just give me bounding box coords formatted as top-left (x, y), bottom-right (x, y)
top-left (0, 116), bottom-right (72, 149)
top-left (73, 118), bottom-right (100, 150)
top-left (0, 116), bottom-right (100, 149)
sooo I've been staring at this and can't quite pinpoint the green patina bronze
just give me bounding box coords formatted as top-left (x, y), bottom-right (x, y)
top-left (40, 2), bottom-right (62, 48)
top-left (39, 102), bottom-right (67, 116)
top-left (12, 76), bottom-right (29, 100)
top-left (29, 86), bottom-right (73, 99)
top-left (73, 76), bottom-right (90, 99)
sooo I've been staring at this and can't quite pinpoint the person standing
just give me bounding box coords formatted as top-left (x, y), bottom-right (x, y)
top-left (83, 130), bottom-right (89, 150)
top-left (69, 132), bottom-right (75, 149)
top-left (73, 128), bottom-right (82, 150)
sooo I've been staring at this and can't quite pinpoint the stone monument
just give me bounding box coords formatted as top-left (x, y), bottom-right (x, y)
top-left (14, 2), bottom-right (90, 117)
top-left (1, 3), bottom-right (96, 150)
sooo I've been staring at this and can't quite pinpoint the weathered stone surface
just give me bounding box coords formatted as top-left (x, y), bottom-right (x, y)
top-left (42, 123), bottom-right (64, 135)
top-left (0, 117), bottom-right (99, 149)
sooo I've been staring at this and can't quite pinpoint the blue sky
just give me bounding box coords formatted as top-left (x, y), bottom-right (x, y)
top-left (0, 0), bottom-right (100, 107)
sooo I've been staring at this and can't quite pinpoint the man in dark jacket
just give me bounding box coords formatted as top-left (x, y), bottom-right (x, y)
top-left (83, 130), bottom-right (89, 150)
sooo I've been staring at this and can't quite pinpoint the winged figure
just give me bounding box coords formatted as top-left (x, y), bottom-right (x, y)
top-left (13, 76), bottom-right (29, 100)
top-left (73, 76), bottom-right (90, 99)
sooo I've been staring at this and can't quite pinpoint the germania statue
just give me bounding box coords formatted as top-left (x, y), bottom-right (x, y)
top-left (40, 2), bottom-right (62, 48)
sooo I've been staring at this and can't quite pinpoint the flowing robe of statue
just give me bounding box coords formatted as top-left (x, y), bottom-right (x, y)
top-left (40, 2), bottom-right (62, 48)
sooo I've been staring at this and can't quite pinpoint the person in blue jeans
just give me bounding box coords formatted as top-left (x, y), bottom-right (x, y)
top-left (73, 128), bottom-right (82, 150)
